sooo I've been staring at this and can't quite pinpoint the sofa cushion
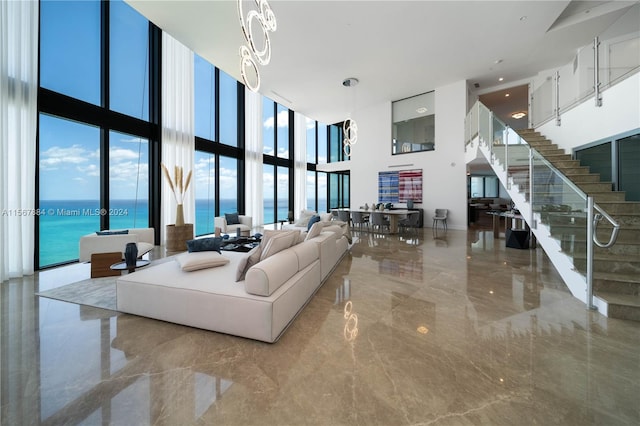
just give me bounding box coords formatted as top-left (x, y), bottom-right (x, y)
top-left (176, 251), bottom-right (230, 272)
top-left (225, 212), bottom-right (240, 225)
top-left (186, 237), bottom-right (223, 253)
top-left (235, 245), bottom-right (262, 282)
top-left (260, 231), bottom-right (299, 261)
top-left (305, 221), bottom-right (323, 241)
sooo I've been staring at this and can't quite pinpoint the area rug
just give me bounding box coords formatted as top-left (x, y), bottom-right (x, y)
top-left (36, 277), bottom-right (118, 311)
top-left (36, 257), bottom-right (173, 311)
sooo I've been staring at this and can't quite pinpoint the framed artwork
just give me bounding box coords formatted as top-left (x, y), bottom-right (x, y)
top-left (378, 169), bottom-right (422, 203)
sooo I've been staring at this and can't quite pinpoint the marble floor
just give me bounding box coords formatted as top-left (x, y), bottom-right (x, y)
top-left (1, 227), bottom-right (639, 425)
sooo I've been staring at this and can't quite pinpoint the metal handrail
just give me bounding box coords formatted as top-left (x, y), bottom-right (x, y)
top-left (592, 204), bottom-right (620, 248)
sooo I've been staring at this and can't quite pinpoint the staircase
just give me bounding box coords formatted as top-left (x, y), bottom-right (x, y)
top-left (505, 129), bottom-right (640, 321)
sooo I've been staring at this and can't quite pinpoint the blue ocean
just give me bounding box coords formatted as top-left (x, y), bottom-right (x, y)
top-left (38, 199), bottom-right (290, 267)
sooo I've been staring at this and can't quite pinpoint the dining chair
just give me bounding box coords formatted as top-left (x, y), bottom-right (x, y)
top-left (351, 210), bottom-right (369, 232)
top-left (337, 210), bottom-right (351, 226)
top-left (370, 211), bottom-right (390, 234)
top-left (399, 211), bottom-right (420, 235)
top-left (433, 209), bottom-right (448, 231)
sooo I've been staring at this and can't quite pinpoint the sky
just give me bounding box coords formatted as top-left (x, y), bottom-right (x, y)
top-left (38, 0), bottom-right (326, 202)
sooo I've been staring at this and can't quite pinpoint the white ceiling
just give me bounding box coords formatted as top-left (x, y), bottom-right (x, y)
top-left (126, 0), bottom-right (637, 124)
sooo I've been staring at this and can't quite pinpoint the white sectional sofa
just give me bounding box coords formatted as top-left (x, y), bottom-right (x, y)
top-left (116, 227), bottom-right (349, 343)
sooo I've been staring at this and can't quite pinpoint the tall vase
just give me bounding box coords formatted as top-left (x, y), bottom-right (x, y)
top-left (124, 242), bottom-right (138, 270)
top-left (407, 199), bottom-right (414, 209)
top-left (175, 203), bottom-right (185, 227)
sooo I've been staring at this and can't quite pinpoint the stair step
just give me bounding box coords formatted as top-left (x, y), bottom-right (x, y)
top-left (596, 201), bottom-right (640, 215)
top-left (596, 292), bottom-right (640, 321)
top-left (594, 272), bottom-right (640, 295)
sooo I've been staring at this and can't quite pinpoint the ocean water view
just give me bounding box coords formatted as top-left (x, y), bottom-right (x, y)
top-left (38, 199), bottom-right (292, 267)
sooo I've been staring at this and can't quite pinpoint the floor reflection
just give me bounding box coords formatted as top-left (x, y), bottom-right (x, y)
top-left (2, 228), bottom-right (640, 425)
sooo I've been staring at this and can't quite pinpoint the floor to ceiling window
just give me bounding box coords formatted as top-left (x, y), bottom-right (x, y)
top-left (193, 55), bottom-right (244, 235)
top-left (38, 0), bottom-right (157, 268)
top-left (262, 96), bottom-right (292, 224)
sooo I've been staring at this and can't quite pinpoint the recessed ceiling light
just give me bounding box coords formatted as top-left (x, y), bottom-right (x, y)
top-left (494, 59), bottom-right (503, 64)
top-left (498, 77), bottom-right (504, 82)
top-left (511, 111), bottom-right (527, 119)
top-left (520, 16), bottom-right (527, 21)
top-left (505, 93), bottom-right (510, 97)
top-left (416, 107), bottom-right (428, 114)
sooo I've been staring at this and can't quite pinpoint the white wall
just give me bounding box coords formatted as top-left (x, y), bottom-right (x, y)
top-left (345, 79), bottom-right (469, 230)
top-left (537, 73), bottom-right (640, 152)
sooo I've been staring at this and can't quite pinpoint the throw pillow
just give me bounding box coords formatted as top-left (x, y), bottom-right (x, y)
top-left (307, 214), bottom-right (321, 231)
top-left (186, 237), bottom-right (223, 253)
top-left (96, 230), bottom-right (128, 236)
top-left (235, 245), bottom-right (263, 282)
top-left (305, 221), bottom-right (323, 241)
top-left (176, 251), bottom-right (230, 272)
top-left (260, 231), bottom-right (299, 261)
top-left (320, 212), bottom-right (333, 222)
top-left (225, 212), bottom-right (240, 225)
top-left (294, 209), bottom-right (316, 227)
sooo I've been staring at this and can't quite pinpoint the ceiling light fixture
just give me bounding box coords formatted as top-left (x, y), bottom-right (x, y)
top-left (511, 111), bottom-right (527, 119)
top-left (498, 77), bottom-right (504, 82)
top-left (416, 107), bottom-right (428, 114)
top-left (237, 0), bottom-right (277, 92)
top-left (505, 93), bottom-right (510, 97)
top-left (342, 78), bottom-right (359, 157)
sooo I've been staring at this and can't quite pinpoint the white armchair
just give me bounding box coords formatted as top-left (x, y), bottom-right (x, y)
top-left (214, 215), bottom-right (253, 237)
top-left (79, 228), bottom-right (155, 262)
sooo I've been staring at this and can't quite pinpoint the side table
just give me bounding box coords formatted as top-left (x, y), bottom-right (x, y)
top-left (110, 259), bottom-right (151, 273)
top-left (166, 223), bottom-right (194, 252)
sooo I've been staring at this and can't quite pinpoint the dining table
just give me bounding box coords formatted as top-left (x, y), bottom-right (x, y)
top-left (333, 208), bottom-right (416, 234)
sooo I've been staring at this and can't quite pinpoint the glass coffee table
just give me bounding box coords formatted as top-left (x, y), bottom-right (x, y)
top-left (110, 259), bottom-right (151, 273)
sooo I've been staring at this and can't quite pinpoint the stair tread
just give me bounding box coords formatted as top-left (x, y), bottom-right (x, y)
top-left (596, 292), bottom-right (640, 308)
top-left (594, 271), bottom-right (640, 283)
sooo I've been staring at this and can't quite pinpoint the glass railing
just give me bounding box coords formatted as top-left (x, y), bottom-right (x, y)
top-left (530, 31), bottom-right (639, 127)
top-left (465, 100), bottom-right (620, 306)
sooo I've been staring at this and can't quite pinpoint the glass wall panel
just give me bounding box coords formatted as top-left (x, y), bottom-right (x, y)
top-left (306, 170), bottom-right (316, 211)
top-left (329, 124), bottom-right (341, 163)
top-left (263, 165), bottom-right (275, 224)
top-left (109, 0), bottom-right (149, 120)
top-left (306, 118), bottom-right (316, 163)
top-left (194, 55), bottom-right (216, 141)
top-left (219, 156), bottom-right (238, 215)
top-left (108, 130), bottom-right (149, 229)
top-left (194, 151), bottom-right (216, 236)
top-left (618, 134), bottom-right (640, 201)
top-left (329, 174), bottom-right (339, 209)
top-left (470, 177), bottom-right (483, 197)
top-left (576, 142), bottom-right (612, 182)
top-left (277, 104), bottom-right (289, 159)
top-left (277, 166), bottom-right (289, 221)
top-left (262, 97), bottom-right (275, 155)
top-left (317, 123), bottom-right (327, 164)
top-left (317, 172), bottom-right (327, 213)
top-left (39, 114), bottom-right (100, 266)
top-left (484, 176), bottom-right (499, 198)
top-left (219, 70), bottom-right (238, 147)
top-left (40, 0), bottom-right (101, 105)
top-left (343, 174), bottom-right (350, 208)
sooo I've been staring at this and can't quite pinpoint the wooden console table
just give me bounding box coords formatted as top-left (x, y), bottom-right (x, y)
top-left (166, 223), bottom-right (193, 252)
